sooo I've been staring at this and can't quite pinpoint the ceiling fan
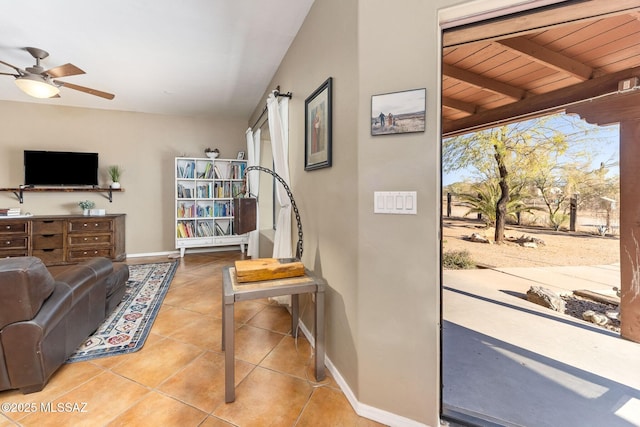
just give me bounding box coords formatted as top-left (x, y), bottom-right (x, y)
top-left (0, 47), bottom-right (114, 100)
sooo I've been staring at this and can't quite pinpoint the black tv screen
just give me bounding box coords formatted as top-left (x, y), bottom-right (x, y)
top-left (24, 150), bottom-right (99, 186)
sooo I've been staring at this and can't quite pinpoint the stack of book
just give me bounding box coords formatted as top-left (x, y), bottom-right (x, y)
top-left (0, 207), bottom-right (20, 216)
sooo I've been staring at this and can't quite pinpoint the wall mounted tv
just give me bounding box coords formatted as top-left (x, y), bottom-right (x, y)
top-left (24, 150), bottom-right (99, 187)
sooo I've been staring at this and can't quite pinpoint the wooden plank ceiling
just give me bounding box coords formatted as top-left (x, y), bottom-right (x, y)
top-left (442, 0), bottom-right (640, 136)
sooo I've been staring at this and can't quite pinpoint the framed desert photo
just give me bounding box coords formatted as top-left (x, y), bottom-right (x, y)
top-left (371, 88), bottom-right (426, 135)
top-left (305, 77), bottom-right (332, 171)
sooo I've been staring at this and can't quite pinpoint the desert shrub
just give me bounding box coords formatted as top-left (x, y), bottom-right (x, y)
top-left (442, 250), bottom-right (475, 269)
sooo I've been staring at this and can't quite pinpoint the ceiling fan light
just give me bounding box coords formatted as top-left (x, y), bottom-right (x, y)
top-left (15, 75), bottom-right (59, 98)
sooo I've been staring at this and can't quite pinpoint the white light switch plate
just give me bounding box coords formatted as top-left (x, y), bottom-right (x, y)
top-left (374, 191), bottom-right (417, 214)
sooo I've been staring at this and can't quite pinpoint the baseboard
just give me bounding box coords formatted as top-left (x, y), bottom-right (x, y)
top-left (126, 246), bottom-right (242, 259)
top-left (297, 321), bottom-right (430, 427)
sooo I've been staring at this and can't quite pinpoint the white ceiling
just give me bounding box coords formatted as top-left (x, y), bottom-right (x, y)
top-left (0, 0), bottom-right (314, 117)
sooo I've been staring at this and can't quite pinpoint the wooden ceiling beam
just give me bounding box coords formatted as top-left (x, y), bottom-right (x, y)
top-left (442, 66), bottom-right (640, 136)
top-left (443, 0), bottom-right (640, 48)
top-left (567, 89), bottom-right (640, 126)
top-left (442, 96), bottom-right (478, 114)
top-left (442, 63), bottom-right (526, 100)
top-left (497, 37), bottom-right (594, 80)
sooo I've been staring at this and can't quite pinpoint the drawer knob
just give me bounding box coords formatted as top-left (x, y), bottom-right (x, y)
top-left (5, 241), bottom-right (10, 245)
top-left (83, 223), bottom-right (88, 227)
top-left (84, 237), bottom-right (88, 241)
top-left (5, 226), bottom-right (10, 229)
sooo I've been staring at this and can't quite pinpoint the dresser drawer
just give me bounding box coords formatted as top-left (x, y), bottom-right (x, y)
top-left (0, 249), bottom-right (29, 258)
top-left (68, 219), bottom-right (113, 233)
top-left (33, 234), bottom-right (64, 250)
top-left (1, 236), bottom-right (28, 249)
top-left (0, 221), bottom-right (28, 234)
top-left (32, 219), bottom-right (64, 234)
top-left (68, 234), bottom-right (112, 246)
top-left (32, 249), bottom-right (65, 265)
top-left (68, 248), bottom-right (112, 261)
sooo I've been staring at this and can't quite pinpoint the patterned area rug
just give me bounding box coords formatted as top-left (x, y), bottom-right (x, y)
top-left (66, 261), bottom-right (177, 363)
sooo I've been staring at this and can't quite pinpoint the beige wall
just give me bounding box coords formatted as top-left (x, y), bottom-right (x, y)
top-left (247, 0), bottom-right (474, 425)
top-left (0, 100), bottom-right (247, 255)
top-left (249, 0), bottom-right (361, 394)
top-left (357, 1), bottom-right (442, 422)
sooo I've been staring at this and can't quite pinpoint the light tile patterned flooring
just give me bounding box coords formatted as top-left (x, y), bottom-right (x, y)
top-left (0, 252), bottom-right (384, 426)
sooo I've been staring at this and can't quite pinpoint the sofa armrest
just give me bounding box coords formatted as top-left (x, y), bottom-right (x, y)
top-left (1, 284), bottom-right (73, 389)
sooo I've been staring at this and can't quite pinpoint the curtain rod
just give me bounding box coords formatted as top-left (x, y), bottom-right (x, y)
top-left (250, 86), bottom-right (292, 130)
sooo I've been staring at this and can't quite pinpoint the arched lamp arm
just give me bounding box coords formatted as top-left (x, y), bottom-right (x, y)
top-left (244, 166), bottom-right (303, 260)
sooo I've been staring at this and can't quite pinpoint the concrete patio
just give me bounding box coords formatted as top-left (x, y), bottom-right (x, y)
top-left (443, 264), bottom-right (640, 427)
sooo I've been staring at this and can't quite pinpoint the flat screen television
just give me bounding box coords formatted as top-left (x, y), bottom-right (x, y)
top-left (24, 150), bottom-right (99, 186)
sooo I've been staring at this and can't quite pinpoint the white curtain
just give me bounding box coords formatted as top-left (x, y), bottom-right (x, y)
top-left (267, 92), bottom-right (292, 258)
top-left (245, 127), bottom-right (261, 259)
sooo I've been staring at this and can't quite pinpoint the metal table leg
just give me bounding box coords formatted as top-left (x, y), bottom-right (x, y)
top-left (315, 285), bottom-right (326, 381)
top-left (224, 298), bottom-right (235, 402)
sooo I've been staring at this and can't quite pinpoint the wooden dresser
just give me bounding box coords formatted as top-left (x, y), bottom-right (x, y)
top-left (0, 214), bottom-right (125, 266)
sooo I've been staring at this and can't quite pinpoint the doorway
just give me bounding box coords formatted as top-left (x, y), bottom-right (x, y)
top-left (439, 1), bottom-right (640, 425)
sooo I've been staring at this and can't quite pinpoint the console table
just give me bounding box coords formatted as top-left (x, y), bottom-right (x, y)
top-left (0, 214), bottom-right (126, 265)
top-left (221, 266), bottom-right (325, 403)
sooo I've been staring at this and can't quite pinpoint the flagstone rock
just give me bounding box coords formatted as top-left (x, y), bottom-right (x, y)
top-left (527, 286), bottom-right (565, 312)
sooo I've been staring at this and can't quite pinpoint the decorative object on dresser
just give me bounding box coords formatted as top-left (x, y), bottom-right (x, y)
top-left (0, 214), bottom-right (126, 266)
top-left (78, 199), bottom-right (95, 215)
top-left (0, 207), bottom-right (20, 217)
top-left (107, 165), bottom-right (123, 189)
top-left (175, 156), bottom-right (249, 257)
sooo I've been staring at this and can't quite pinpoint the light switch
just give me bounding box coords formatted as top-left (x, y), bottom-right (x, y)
top-left (374, 191), bottom-right (417, 214)
top-left (396, 195), bottom-right (403, 209)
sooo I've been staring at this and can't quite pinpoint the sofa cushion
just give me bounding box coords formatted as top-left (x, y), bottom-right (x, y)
top-left (0, 257), bottom-right (55, 329)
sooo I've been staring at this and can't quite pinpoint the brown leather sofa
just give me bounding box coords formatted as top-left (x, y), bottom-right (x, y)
top-left (0, 256), bottom-right (129, 394)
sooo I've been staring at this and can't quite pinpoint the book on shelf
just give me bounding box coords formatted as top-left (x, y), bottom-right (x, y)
top-left (215, 219), bottom-right (232, 236)
top-left (177, 221), bottom-right (196, 238)
top-left (177, 161), bottom-right (195, 178)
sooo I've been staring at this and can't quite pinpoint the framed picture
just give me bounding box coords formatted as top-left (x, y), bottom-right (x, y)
top-left (371, 88), bottom-right (426, 136)
top-left (236, 151), bottom-right (245, 160)
top-left (305, 77), bottom-right (332, 171)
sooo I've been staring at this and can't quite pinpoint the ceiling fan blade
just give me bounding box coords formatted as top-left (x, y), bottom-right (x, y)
top-left (0, 72), bottom-right (19, 77)
top-left (53, 80), bottom-right (115, 100)
top-left (46, 63), bottom-right (85, 78)
top-left (0, 60), bottom-right (23, 74)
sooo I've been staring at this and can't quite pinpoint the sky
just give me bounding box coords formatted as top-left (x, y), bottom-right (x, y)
top-left (371, 88), bottom-right (426, 117)
top-left (442, 114), bottom-right (620, 186)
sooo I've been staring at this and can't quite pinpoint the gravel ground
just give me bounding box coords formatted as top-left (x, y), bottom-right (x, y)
top-left (442, 217), bottom-right (619, 268)
top-left (443, 216), bottom-right (621, 332)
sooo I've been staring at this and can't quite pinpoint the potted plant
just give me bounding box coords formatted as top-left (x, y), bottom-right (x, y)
top-left (107, 165), bottom-right (122, 189)
top-left (204, 148), bottom-right (220, 158)
top-left (78, 200), bottom-right (95, 215)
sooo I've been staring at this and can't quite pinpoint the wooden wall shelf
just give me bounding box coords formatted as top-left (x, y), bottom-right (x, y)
top-left (0, 187), bottom-right (124, 204)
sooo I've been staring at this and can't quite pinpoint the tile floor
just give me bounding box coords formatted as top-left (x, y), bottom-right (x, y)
top-left (0, 252), bottom-right (384, 427)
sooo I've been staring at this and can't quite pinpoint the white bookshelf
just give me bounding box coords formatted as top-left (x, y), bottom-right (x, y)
top-left (175, 157), bottom-right (248, 257)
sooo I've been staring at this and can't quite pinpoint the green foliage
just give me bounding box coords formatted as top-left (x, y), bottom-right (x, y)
top-left (107, 165), bottom-right (122, 182)
top-left (457, 180), bottom-right (536, 226)
top-left (442, 250), bottom-right (475, 269)
top-left (78, 200), bottom-right (95, 210)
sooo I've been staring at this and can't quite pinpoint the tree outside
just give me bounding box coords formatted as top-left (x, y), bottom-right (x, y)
top-left (443, 113), bottom-right (619, 241)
